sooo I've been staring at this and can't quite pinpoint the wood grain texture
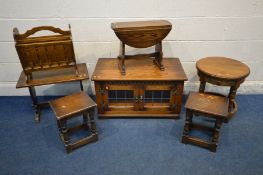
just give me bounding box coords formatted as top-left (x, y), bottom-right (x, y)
top-left (111, 20), bottom-right (172, 48)
top-left (16, 63), bottom-right (89, 88)
top-left (111, 20), bottom-right (172, 31)
top-left (50, 92), bottom-right (98, 153)
top-left (182, 100), bottom-right (225, 152)
top-left (49, 92), bottom-right (97, 120)
top-left (196, 57), bottom-right (250, 80)
top-left (111, 20), bottom-right (172, 74)
top-left (92, 57), bottom-right (187, 81)
top-left (185, 91), bottom-right (229, 118)
top-left (196, 57), bottom-right (250, 121)
top-left (13, 25), bottom-right (78, 82)
top-left (92, 57), bottom-right (187, 118)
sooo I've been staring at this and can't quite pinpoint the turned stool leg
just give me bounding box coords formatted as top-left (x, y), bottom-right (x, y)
top-left (182, 109), bottom-right (193, 143)
top-left (89, 108), bottom-right (98, 139)
top-left (83, 111), bottom-right (89, 130)
top-left (57, 120), bottom-right (63, 137)
top-left (59, 119), bottom-right (71, 153)
top-left (210, 119), bottom-right (223, 152)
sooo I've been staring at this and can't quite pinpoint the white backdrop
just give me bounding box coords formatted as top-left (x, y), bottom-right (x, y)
top-left (0, 0), bottom-right (262, 95)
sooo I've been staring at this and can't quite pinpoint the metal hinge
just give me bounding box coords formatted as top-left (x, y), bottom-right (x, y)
top-left (171, 90), bottom-right (178, 95)
top-left (135, 96), bottom-right (144, 103)
top-left (99, 88), bottom-right (105, 95)
top-left (171, 104), bottom-right (176, 110)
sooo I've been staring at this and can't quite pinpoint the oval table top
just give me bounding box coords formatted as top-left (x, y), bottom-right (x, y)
top-left (196, 57), bottom-right (250, 80)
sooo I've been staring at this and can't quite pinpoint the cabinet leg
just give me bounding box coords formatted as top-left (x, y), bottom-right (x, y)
top-left (175, 83), bottom-right (184, 116)
top-left (95, 83), bottom-right (106, 114)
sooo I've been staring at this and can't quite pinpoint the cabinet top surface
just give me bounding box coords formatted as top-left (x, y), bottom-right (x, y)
top-left (111, 20), bottom-right (172, 32)
top-left (196, 57), bottom-right (250, 80)
top-left (92, 57), bottom-right (187, 81)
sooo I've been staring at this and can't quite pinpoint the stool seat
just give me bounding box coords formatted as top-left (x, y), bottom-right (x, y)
top-left (49, 92), bottom-right (98, 153)
top-left (50, 92), bottom-right (96, 120)
top-left (185, 92), bottom-right (229, 118)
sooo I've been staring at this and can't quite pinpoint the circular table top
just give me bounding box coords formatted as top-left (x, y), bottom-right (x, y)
top-left (196, 57), bottom-right (250, 80)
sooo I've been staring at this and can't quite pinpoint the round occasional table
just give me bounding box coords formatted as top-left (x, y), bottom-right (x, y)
top-left (196, 57), bottom-right (250, 121)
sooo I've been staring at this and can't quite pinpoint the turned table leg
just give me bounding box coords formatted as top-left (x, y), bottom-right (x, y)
top-left (80, 80), bottom-right (84, 91)
top-left (118, 41), bottom-right (126, 75)
top-left (226, 83), bottom-right (240, 122)
top-left (28, 86), bottom-right (41, 123)
top-left (154, 42), bottom-right (165, 71)
top-left (199, 80), bottom-right (206, 93)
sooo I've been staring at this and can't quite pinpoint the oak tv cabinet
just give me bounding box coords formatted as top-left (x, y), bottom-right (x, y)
top-left (92, 57), bottom-right (187, 118)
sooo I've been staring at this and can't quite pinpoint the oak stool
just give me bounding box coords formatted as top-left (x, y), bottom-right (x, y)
top-left (49, 92), bottom-right (98, 153)
top-left (182, 92), bottom-right (229, 152)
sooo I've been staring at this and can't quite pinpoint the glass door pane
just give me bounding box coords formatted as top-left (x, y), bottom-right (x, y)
top-left (144, 90), bottom-right (170, 103)
top-left (107, 84), bottom-right (135, 111)
top-left (108, 90), bottom-right (134, 103)
top-left (143, 84), bottom-right (172, 111)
